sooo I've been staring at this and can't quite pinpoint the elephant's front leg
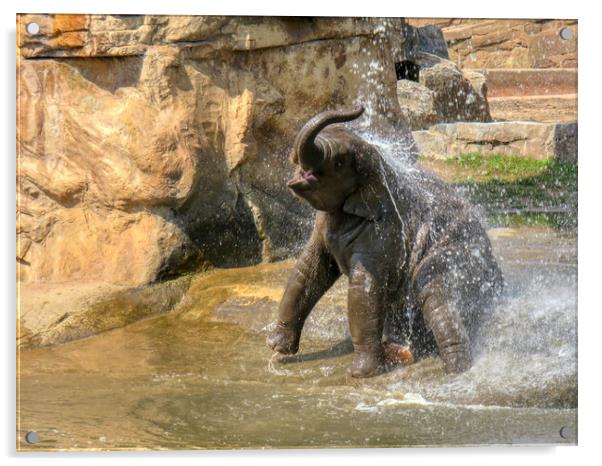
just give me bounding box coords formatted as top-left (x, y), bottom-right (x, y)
top-left (267, 237), bottom-right (340, 355)
top-left (347, 256), bottom-right (387, 378)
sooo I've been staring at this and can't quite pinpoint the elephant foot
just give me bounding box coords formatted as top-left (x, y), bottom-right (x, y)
top-left (348, 349), bottom-right (386, 378)
top-left (266, 323), bottom-right (300, 355)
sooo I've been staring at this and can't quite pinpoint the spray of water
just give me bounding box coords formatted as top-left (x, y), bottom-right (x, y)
top-left (371, 137), bottom-right (575, 408)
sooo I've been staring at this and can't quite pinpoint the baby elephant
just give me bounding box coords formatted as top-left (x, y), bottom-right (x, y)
top-left (267, 107), bottom-right (503, 377)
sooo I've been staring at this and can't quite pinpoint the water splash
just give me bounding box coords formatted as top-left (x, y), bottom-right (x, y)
top-left (267, 352), bottom-right (315, 377)
top-left (355, 393), bottom-right (430, 412)
top-left (267, 352), bottom-right (294, 376)
top-left (384, 272), bottom-right (576, 408)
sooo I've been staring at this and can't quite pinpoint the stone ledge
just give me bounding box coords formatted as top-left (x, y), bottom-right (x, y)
top-left (413, 121), bottom-right (577, 162)
top-left (481, 68), bottom-right (577, 97)
top-left (17, 275), bottom-right (192, 349)
top-left (489, 94), bottom-right (577, 123)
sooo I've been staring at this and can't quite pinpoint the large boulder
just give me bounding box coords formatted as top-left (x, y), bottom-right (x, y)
top-left (17, 15), bottom-right (415, 285)
top-left (396, 80), bottom-right (439, 130)
top-left (396, 53), bottom-right (491, 130)
top-left (419, 54), bottom-right (492, 124)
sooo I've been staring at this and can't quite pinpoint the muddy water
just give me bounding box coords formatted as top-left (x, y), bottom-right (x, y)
top-left (17, 225), bottom-right (577, 450)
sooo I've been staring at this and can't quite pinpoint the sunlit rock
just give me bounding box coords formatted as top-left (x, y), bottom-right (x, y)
top-left (406, 19), bottom-right (577, 69)
top-left (17, 15), bottom-right (414, 285)
top-left (396, 53), bottom-right (491, 130)
top-left (413, 121), bottom-right (577, 161)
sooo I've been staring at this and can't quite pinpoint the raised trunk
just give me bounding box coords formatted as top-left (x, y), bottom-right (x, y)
top-left (293, 106), bottom-right (365, 168)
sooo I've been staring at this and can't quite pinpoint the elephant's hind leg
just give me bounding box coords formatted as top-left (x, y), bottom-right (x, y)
top-left (419, 283), bottom-right (471, 373)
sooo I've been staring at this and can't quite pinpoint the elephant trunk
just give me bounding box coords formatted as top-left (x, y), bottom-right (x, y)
top-left (293, 106), bottom-right (365, 168)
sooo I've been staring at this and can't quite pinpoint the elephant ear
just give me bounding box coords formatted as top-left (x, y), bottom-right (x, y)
top-left (343, 185), bottom-right (387, 220)
top-left (342, 148), bottom-right (388, 220)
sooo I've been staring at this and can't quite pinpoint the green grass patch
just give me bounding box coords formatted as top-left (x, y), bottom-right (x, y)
top-left (442, 152), bottom-right (577, 186)
top-left (419, 153), bottom-right (578, 229)
top-left (487, 211), bottom-right (577, 230)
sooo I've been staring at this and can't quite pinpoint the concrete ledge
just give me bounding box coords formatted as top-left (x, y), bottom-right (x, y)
top-left (413, 121), bottom-right (577, 162)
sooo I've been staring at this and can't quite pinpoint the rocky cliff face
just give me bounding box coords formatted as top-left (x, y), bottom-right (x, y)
top-left (17, 15), bottom-right (414, 286)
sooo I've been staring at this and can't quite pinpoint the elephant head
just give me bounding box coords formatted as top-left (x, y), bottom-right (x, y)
top-left (287, 106), bottom-right (388, 217)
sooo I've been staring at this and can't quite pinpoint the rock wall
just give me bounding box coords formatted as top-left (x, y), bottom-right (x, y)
top-left (17, 15), bottom-right (414, 285)
top-left (407, 19), bottom-right (577, 69)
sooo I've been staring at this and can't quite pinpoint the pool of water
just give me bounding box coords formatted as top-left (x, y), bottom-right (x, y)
top-left (17, 225), bottom-right (577, 450)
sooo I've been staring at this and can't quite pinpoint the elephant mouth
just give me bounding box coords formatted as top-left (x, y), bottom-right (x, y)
top-left (287, 169), bottom-right (319, 191)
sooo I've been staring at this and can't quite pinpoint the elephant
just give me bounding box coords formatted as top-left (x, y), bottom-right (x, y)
top-left (266, 106), bottom-right (504, 377)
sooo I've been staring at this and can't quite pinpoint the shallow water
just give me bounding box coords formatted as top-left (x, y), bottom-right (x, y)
top-left (17, 225), bottom-right (577, 450)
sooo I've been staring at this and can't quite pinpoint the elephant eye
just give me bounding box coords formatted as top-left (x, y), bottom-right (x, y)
top-left (334, 159), bottom-right (343, 169)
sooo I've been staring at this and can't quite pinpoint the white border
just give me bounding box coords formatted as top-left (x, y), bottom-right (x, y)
top-left (2, 1), bottom-right (599, 465)
top-left (6, 0), bottom-right (583, 18)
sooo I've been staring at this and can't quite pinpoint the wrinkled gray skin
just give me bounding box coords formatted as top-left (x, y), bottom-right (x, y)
top-left (267, 107), bottom-right (504, 377)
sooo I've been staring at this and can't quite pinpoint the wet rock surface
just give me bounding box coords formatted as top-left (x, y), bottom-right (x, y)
top-left (418, 54), bottom-right (491, 124)
top-left (414, 25), bottom-right (450, 59)
top-left (18, 275), bottom-right (192, 349)
top-left (396, 80), bottom-right (439, 130)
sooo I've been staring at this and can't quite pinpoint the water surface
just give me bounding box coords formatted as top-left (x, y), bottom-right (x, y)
top-left (17, 225), bottom-right (577, 450)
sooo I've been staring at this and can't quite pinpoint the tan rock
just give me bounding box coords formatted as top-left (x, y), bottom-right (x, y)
top-left (489, 94), bottom-right (577, 123)
top-left (396, 80), bottom-right (439, 130)
top-left (406, 18), bottom-right (577, 70)
top-left (419, 55), bottom-right (492, 124)
top-left (18, 275), bottom-right (191, 349)
top-left (396, 53), bottom-right (491, 130)
top-left (17, 15), bottom-right (414, 286)
top-left (17, 206), bottom-right (197, 285)
top-left (482, 68), bottom-right (577, 98)
top-left (413, 121), bottom-right (577, 162)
